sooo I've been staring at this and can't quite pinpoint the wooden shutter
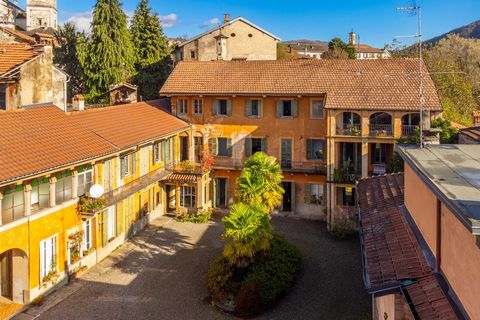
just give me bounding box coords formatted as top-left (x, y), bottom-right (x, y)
top-left (102, 211), bottom-right (108, 247)
top-left (116, 203), bottom-right (122, 237)
top-left (225, 178), bottom-right (230, 207)
top-left (245, 100), bottom-right (252, 117)
top-left (306, 139), bottom-right (313, 160)
top-left (132, 153), bottom-right (137, 175)
top-left (292, 100), bottom-right (298, 118)
top-left (211, 138), bottom-right (218, 156)
top-left (261, 138), bottom-right (267, 153)
top-left (212, 100), bottom-right (219, 116)
top-left (245, 138), bottom-right (252, 157)
top-left (259, 100), bottom-right (263, 118)
top-left (304, 184), bottom-right (311, 204)
top-left (227, 100), bottom-right (232, 116)
top-left (276, 101), bottom-right (283, 118)
top-left (227, 138), bottom-right (233, 156)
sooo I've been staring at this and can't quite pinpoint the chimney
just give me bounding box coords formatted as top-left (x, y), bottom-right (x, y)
top-left (72, 94), bottom-right (85, 111)
top-left (223, 13), bottom-right (230, 23)
top-left (349, 31), bottom-right (357, 46)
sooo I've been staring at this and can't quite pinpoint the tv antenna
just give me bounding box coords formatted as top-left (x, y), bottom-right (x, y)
top-left (396, 2), bottom-right (425, 147)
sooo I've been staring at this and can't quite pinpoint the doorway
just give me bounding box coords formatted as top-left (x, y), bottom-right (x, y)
top-left (215, 178), bottom-right (228, 208)
top-left (166, 185), bottom-right (176, 213)
top-left (281, 182), bottom-right (293, 212)
top-left (180, 136), bottom-right (189, 162)
top-left (0, 251), bottom-right (12, 300)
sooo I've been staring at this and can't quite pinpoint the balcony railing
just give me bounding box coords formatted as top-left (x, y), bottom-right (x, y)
top-left (402, 125), bottom-right (418, 137)
top-left (213, 157), bottom-right (326, 175)
top-left (336, 124), bottom-right (362, 136)
top-left (333, 169), bottom-right (361, 183)
top-left (369, 124), bottom-right (393, 137)
top-left (165, 161), bottom-right (205, 174)
top-left (212, 157), bottom-right (244, 170)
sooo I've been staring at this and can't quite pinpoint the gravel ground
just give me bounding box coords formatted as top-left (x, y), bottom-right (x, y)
top-left (15, 216), bottom-right (371, 320)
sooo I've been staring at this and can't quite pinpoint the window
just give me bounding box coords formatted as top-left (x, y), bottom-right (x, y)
top-left (212, 99), bottom-right (231, 116)
top-left (83, 220), bottom-right (92, 251)
top-left (153, 142), bottom-right (161, 163)
top-left (31, 179), bottom-right (50, 211)
top-left (0, 84), bottom-right (6, 110)
top-left (304, 184), bottom-right (324, 205)
top-left (336, 187), bottom-right (355, 206)
top-left (373, 143), bottom-right (388, 164)
top-left (180, 186), bottom-right (196, 208)
top-left (77, 168), bottom-right (93, 197)
top-left (194, 99), bottom-right (203, 115)
top-left (120, 153), bottom-right (136, 177)
top-left (276, 100), bottom-right (298, 118)
top-left (1, 186), bottom-right (24, 224)
top-left (211, 137), bottom-right (232, 157)
top-left (177, 99), bottom-right (188, 114)
top-left (55, 174), bottom-right (72, 205)
top-left (190, 50), bottom-right (196, 59)
top-left (162, 138), bottom-right (173, 163)
top-left (246, 99), bottom-right (262, 118)
top-left (306, 139), bottom-right (324, 160)
top-left (311, 100), bottom-right (324, 119)
top-left (245, 138), bottom-right (267, 157)
top-left (40, 235), bottom-right (57, 281)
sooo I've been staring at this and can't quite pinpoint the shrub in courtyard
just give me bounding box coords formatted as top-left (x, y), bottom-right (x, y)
top-left (176, 208), bottom-right (213, 224)
top-left (331, 218), bottom-right (356, 240)
top-left (235, 152), bottom-right (284, 213)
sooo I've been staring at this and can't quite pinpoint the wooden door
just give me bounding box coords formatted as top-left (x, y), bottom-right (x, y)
top-left (0, 250), bottom-right (12, 299)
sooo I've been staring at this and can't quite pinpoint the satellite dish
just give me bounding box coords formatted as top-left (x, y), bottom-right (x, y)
top-left (89, 184), bottom-right (104, 199)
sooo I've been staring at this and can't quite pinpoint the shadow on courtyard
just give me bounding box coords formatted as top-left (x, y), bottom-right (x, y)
top-left (28, 216), bottom-right (371, 320)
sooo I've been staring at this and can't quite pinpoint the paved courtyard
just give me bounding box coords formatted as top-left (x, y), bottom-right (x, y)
top-left (14, 216), bottom-right (371, 320)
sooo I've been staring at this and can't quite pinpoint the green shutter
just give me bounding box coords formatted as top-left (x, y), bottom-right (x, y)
top-left (292, 100), bottom-right (298, 118)
top-left (227, 100), bottom-right (232, 116)
top-left (261, 138), bottom-right (267, 153)
top-left (132, 153), bottom-right (137, 174)
top-left (211, 138), bottom-right (218, 156)
top-left (304, 184), bottom-right (311, 204)
top-left (276, 101), bottom-right (283, 118)
top-left (227, 138), bottom-right (232, 156)
top-left (306, 139), bottom-right (313, 160)
top-left (102, 212), bottom-right (108, 247)
top-left (120, 157), bottom-right (126, 177)
top-left (212, 100), bottom-right (219, 116)
top-left (245, 100), bottom-right (252, 117)
top-left (245, 138), bottom-right (252, 157)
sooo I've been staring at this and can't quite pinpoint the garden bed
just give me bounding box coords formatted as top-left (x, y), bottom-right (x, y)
top-left (207, 235), bottom-right (303, 317)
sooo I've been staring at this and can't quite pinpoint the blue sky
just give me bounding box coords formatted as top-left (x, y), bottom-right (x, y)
top-left (19, 0), bottom-right (480, 47)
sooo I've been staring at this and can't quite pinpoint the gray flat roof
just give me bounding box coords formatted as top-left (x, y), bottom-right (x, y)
top-left (398, 144), bottom-right (480, 234)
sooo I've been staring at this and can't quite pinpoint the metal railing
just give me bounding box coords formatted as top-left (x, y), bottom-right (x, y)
top-left (213, 157), bottom-right (326, 175)
top-left (369, 124), bottom-right (393, 137)
top-left (165, 161), bottom-right (204, 174)
top-left (336, 124), bottom-right (362, 136)
top-left (402, 125), bottom-right (418, 137)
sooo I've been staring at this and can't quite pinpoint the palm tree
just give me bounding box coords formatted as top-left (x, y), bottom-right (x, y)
top-left (236, 152), bottom-right (284, 213)
top-left (222, 203), bottom-right (273, 267)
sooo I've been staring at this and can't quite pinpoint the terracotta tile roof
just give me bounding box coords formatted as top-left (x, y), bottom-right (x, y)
top-left (146, 98), bottom-right (172, 113)
top-left (0, 27), bottom-right (36, 44)
top-left (459, 126), bottom-right (480, 143)
top-left (0, 44), bottom-right (40, 75)
top-left (358, 174), bottom-right (459, 319)
top-left (354, 44), bottom-right (385, 53)
top-left (162, 173), bottom-right (199, 183)
top-left (70, 102), bottom-right (189, 149)
top-left (160, 59), bottom-right (442, 111)
top-left (0, 106), bottom-right (117, 184)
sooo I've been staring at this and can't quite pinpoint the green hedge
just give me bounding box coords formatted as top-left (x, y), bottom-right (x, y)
top-left (207, 235), bottom-right (302, 316)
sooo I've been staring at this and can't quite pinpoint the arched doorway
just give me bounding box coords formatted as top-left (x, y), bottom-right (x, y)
top-left (0, 249), bottom-right (28, 303)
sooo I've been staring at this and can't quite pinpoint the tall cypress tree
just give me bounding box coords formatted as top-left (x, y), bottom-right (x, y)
top-left (79, 0), bottom-right (135, 103)
top-left (130, 0), bottom-right (171, 100)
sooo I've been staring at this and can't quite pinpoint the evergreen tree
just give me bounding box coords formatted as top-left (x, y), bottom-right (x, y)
top-left (54, 22), bottom-right (85, 100)
top-left (323, 37), bottom-right (356, 59)
top-left (79, 0), bottom-right (135, 103)
top-left (130, 0), bottom-right (171, 100)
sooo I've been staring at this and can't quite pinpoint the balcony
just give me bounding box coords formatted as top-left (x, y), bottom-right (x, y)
top-left (369, 124), bottom-right (393, 137)
top-left (402, 125), bottom-right (418, 137)
top-left (212, 157), bottom-right (244, 170)
top-left (336, 124), bottom-right (362, 137)
top-left (333, 169), bottom-right (361, 184)
top-left (282, 161), bottom-right (327, 175)
top-left (165, 161), bottom-right (205, 174)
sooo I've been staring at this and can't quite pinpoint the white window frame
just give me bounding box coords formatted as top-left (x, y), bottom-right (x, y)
top-left (55, 174), bottom-right (73, 205)
top-left (77, 168), bottom-right (93, 197)
top-left (178, 99), bottom-right (188, 115)
top-left (180, 186), bottom-right (196, 208)
top-left (83, 219), bottom-right (92, 251)
top-left (193, 99), bottom-right (203, 115)
top-left (40, 235), bottom-right (57, 282)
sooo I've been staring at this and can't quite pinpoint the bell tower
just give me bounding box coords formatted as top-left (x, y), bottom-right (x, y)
top-left (26, 0), bottom-right (57, 31)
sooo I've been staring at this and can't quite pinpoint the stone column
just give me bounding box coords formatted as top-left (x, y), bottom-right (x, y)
top-left (197, 177), bottom-right (204, 210)
top-left (175, 185), bottom-right (181, 212)
top-left (189, 132), bottom-right (195, 162)
top-left (0, 192), bottom-right (3, 226)
top-left (361, 140), bottom-right (369, 178)
top-left (72, 171), bottom-right (79, 199)
top-left (24, 185), bottom-right (32, 217)
top-left (49, 177), bottom-right (57, 207)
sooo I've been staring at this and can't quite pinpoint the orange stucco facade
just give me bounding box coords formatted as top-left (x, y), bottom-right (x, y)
top-left (404, 162), bottom-right (480, 319)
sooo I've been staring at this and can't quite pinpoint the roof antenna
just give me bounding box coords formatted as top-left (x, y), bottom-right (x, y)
top-left (396, 1), bottom-right (424, 147)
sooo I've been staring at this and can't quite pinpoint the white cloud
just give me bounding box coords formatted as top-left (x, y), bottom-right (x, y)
top-left (160, 13), bottom-right (177, 28)
top-left (200, 17), bottom-right (220, 29)
top-left (67, 11), bottom-right (92, 33)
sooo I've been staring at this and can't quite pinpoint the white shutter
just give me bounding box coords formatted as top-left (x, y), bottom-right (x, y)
top-left (245, 100), bottom-right (252, 117)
